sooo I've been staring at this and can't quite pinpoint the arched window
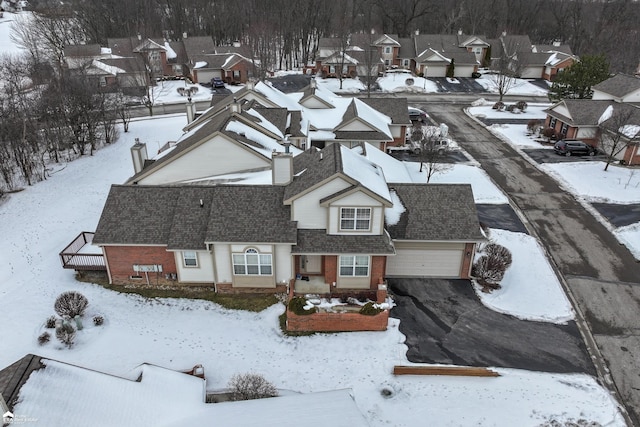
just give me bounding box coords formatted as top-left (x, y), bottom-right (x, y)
top-left (232, 248), bottom-right (272, 276)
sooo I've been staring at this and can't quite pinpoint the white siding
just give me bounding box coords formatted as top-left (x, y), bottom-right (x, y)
top-left (291, 177), bottom-right (351, 228)
top-left (175, 250), bottom-right (215, 283)
top-left (137, 135), bottom-right (270, 185)
top-left (195, 69), bottom-right (221, 82)
top-left (213, 244), bottom-right (232, 283)
top-left (301, 97), bottom-right (331, 109)
top-left (327, 191), bottom-right (385, 235)
top-left (552, 104), bottom-right (571, 119)
top-left (576, 127), bottom-right (598, 139)
top-left (340, 119), bottom-right (375, 132)
top-left (386, 242), bottom-right (465, 278)
top-left (275, 244), bottom-right (293, 284)
top-left (454, 65), bottom-right (476, 78)
top-left (390, 125), bottom-right (403, 139)
top-left (520, 66), bottom-right (542, 79)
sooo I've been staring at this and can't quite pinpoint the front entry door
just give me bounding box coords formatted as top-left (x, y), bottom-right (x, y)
top-left (300, 255), bottom-right (322, 274)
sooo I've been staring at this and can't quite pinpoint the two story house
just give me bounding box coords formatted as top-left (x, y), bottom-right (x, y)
top-left (91, 142), bottom-right (482, 296)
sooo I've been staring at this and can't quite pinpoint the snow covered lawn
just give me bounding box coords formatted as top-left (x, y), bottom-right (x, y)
top-left (0, 112), bottom-right (626, 425)
top-left (468, 103), bottom-right (640, 260)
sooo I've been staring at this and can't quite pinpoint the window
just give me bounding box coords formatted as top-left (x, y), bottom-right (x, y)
top-left (403, 59), bottom-right (409, 67)
top-left (233, 70), bottom-right (241, 79)
top-left (340, 208), bottom-right (371, 231)
top-left (561, 123), bottom-right (569, 136)
top-left (339, 255), bottom-right (369, 277)
top-left (232, 248), bottom-right (272, 275)
top-left (384, 59), bottom-right (390, 66)
top-left (384, 47), bottom-right (391, 54)
top-left (549, 117), bottom-right (557, 128)
top-left (183, 251), bottom-right (198, 267)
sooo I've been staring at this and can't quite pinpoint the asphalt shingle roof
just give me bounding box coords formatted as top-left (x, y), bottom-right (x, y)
top-left (386, 184), bottom-right (484, 241)
top-left (284, 144), bottom-right (343, 201)
top-left (292, 229), bottom-right (395, 254)
top-left (593, 74), bottom-right (640, 98)
top-left (545, 100), bottom-right (614, 126)
top-left (359, 98), bottom-right (410, 125)
top-left (93, 185), bottom-right (297, 249)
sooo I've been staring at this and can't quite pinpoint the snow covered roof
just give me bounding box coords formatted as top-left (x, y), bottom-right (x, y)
top-left (8, 357), bottom-right (369, 427)
top-left (171, 389), bottom-right (370, 427)
top-left (11, 358), bottom-right (205, 427)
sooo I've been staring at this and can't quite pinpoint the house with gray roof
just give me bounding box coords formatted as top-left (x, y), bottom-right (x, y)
top-left (90, 141), bottom-right (482, 298)
top-left (544, 73), bottom-right (640, 164)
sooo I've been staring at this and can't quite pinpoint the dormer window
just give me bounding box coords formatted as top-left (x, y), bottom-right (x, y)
top-left (340, 208), bottom-right (371, 231)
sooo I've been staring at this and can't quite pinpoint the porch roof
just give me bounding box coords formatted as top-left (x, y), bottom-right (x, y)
top-left (291, 229), bottom-right (395, 255)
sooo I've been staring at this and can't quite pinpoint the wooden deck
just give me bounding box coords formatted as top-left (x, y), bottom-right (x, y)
top-left (59, 232), bottom-right (106, 271)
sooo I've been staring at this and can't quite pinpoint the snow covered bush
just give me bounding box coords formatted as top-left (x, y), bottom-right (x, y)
top-left (38, 332), bottom-right (51, 345)
top-left (542, 127), bottom-right (556, 141)
top-left (45, 315), bottom-right (57, 329)
top-left (54, 291), bottom-right (88, 318)
top-left (492, 101), bottom-right (505, 110)
top-left (288, 297), bottom-right (317, 315)
top-left (516, 101), bottom-right (528, 111)
top-left (527, 119), bottom-right (542, 134)
top-left (228, 373), bottom-right (278, 401)
top-left (55, 320), bottom-right (76, 348)
top-left (93, 315), bottom-right (104, 326)
top-left (360, 302), bottom-right (383, 316)
top-left (472, 243), bottom-right (513, 291)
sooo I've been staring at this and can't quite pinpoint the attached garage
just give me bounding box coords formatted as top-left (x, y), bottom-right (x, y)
top-left (193, 68), bottom-right (221, 83)
top-left (386, 242), bottom-right (466, 278)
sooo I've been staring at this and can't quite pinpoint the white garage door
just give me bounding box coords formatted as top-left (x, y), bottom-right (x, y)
top-left (386, 243), bottom-right (465, 278)
top-left (194, 69), bottom-right (221, 83)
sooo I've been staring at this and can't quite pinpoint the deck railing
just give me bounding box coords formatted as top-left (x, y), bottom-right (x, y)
top-left (59, 232), bottom-right (106, 271)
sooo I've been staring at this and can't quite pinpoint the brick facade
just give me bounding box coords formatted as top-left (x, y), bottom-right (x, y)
top-left (286, 309), bottom-right (389, 332)
top-left (460, 243), bottom-right (475, 279)
top-left (104, 246), bottom-right (177, 286)
top-left (370, 256), bottom-right (386, 288)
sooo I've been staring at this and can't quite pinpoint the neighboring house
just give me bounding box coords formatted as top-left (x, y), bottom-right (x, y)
top-left (592, 73), bottom-right (640, 103)
top-left (0, 355), bottom-right (369, 427)
top-left (64, 43), bottom-right (150, 91)
top-left (200, 80), bottom-right (409, 150)
top-left (544, 73), bottom-right (640, 164)
top-left (412, 33), bottom-right (483, 77)
top-left (313, 34), bottom-right (383, 78)
top-left (64, 35), bottom-right (252, 88)
top-left (543, 99), bottom-right (612, 143)
top-left (372, 33), bottom-right (401, 69)
top-left (90, 142), bottom-right (482, 294)
top-left (489, 34), bottom-right (576, 80)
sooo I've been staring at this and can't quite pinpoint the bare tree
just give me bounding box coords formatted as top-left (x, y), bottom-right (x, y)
top-left (490, 38), bottom-right (526, 101)
top-left (10, 6), bottom-right (86, 74)
top-left (598, 105), bottom-right (640, 171)
top-left (411, 125), bottom-right (452, 183)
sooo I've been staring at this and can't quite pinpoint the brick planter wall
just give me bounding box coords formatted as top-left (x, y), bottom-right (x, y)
top-left (286, 309), bottom-right (389, 332)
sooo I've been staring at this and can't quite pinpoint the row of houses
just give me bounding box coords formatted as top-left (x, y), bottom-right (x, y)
top-left (544, 73), bottom-right (640, 165)
top-left (63, 35), bottom-right (254, 91)
top-left (61, 79), bottom-right (483, 314)
top-left (62, 29), bottom-right (575, 91)
top-left (313, 30), bottom-right (576, 80)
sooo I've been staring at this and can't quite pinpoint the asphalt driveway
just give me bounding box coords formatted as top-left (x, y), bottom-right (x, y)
top-left (388, 278), bottom-right (595, 374)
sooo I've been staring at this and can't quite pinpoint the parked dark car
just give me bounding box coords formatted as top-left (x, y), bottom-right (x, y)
top-left (553, 139), bottom-right (597, 157)
top-left (408, 107), bottom-right (428, 123)
top-left (211, 77), bottom-right (225, 88)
